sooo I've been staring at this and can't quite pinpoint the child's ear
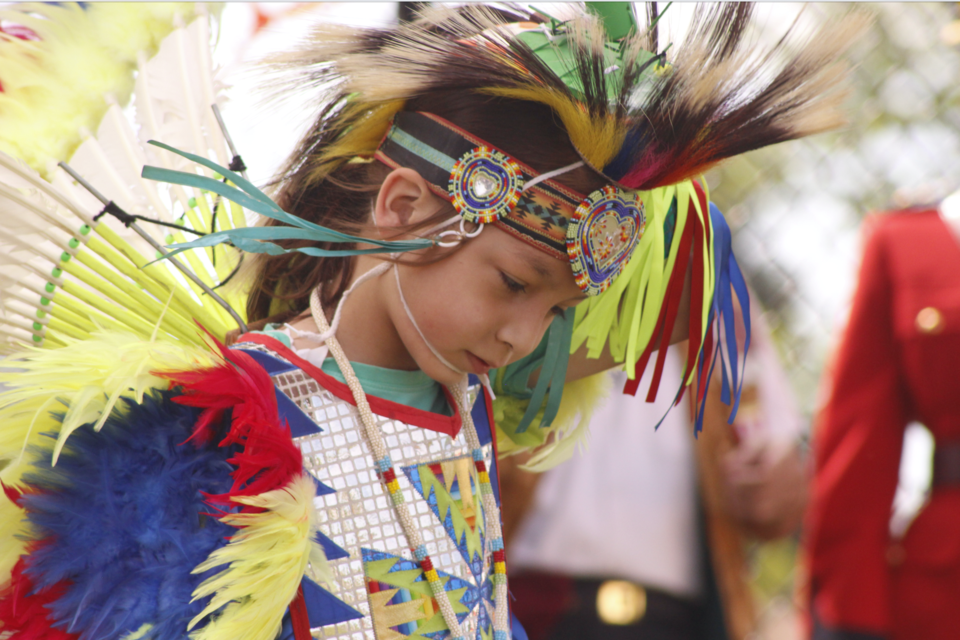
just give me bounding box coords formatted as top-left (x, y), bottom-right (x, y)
top-left (374, 168), bottom-right (441, 229)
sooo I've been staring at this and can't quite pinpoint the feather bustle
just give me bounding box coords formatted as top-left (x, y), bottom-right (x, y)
top-left (1, 332), bottom-right (322, 639)
top-left (0, 556), bottom-right (78, 640)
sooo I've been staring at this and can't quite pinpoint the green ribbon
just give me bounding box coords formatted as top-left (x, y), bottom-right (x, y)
top-left (140, 141), bottom-right (433, 259)
top-left (497, 311), bottom-right (574, 434)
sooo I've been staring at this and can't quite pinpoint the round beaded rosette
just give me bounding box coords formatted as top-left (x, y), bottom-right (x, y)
top-left (449, 146), bottom-right (523, 224)
top-left (566, 185), bottom-right (646, 296)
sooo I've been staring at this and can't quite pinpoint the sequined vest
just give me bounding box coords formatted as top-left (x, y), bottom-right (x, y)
top-left (234, 335), bottom-right (502, 640)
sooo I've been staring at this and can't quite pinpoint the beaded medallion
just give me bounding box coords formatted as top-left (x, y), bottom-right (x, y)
top-left (566, 186), bottom-right (646, 296)
top-left (449, 147), bottom-right (523, 225)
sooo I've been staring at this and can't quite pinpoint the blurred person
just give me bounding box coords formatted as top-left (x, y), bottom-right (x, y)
top-left (501, 310), bottom-right (808, 640)
top-left (805, 197), bottom-right (960, 640)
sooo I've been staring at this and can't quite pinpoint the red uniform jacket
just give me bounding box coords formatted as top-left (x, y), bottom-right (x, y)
top-left (805, 209), bottom-right (960, 640)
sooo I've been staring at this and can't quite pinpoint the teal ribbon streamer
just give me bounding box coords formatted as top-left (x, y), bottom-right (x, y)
top-left (140, 141), bottom-right (433, 259)
top-left (501, 311), bottom-right (574, 434)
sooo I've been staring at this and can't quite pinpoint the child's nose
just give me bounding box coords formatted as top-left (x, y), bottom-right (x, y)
top-left (496, 312), bottom-right (549, 360)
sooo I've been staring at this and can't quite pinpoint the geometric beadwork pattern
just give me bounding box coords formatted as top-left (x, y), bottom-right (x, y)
top-left (402, 458), bottom-right (486, 580)
top-left (449, 146), bottom-right (523, 225)
top-left (362, 548), bottom-right (478, 640)
top-left (566, 185), bottom-right (645, 296)
top-left (233, 342), bottom-right (496, 640)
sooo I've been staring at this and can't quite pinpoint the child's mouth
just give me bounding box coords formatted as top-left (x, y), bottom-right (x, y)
top-left (465, 351), bottom-right (492, 374)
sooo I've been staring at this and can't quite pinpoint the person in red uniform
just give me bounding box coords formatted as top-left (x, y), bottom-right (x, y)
top-left (804, 202), bottom-right (960, 640)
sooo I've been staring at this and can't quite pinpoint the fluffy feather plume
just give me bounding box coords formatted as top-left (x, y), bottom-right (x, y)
top-left (1, 334), bottom-right (323, 639)
top-left (0, 555), bottom-right (78, 640)
top-left (265, 3), bottom-right (866, 189)
top-left (0, 331), bottom-right (214, 578)
top-left (8, 391), bottom-right (237, 640)
top-left (0, 3), bottom-right (202, 176)
top-left (160, 340), bottom-right (304, 503)
top-left (188, 473), bottom-right (329, 640)
top-left (608, 5), bottom-right (872, 189)
top-left (264, 5), bottom-right (625, 181)
top-left (0, 331), bottom-right (217, 469)
top-left (157, 343), bottom-right (328, 640)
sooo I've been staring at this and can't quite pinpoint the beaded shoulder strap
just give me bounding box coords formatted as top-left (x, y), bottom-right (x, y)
top-left (309, 288), bottom-right (511, 640)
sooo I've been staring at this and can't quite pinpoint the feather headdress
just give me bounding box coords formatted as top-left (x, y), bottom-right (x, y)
top-left (265, 3), bottom-right (864, 189)
top-left (249, 2), bottom-right (865, 441)
top-left (131, 2), bottom-right (865, 443)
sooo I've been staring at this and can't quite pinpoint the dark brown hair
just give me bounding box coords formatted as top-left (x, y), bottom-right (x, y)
top-left (244, 91), bottom-right (606, 323)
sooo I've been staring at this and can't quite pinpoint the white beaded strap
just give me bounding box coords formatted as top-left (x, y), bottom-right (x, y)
top-left (310, 288), bottom-right (468, 640)
top-left (448, 380), bottom-right (511, 640)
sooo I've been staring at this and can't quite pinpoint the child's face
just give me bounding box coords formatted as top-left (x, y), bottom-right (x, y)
top-left (384, 224), bottom-right (586, 386)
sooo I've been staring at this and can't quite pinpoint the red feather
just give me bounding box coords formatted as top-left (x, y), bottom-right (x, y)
top-left (623, 201), bottom-right (695, 398)
top-left (158, 329), bottom-right (302, 511)
top-left (0, 556), bottom-right (77, 640)
top-left (2, 479), bottom-right (23, 506)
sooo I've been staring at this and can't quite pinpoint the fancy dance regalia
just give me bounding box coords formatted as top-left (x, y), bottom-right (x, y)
top-left (229, 331), bottom-right (509, 640)
top-left (0, 4), bottom-right (862, 640)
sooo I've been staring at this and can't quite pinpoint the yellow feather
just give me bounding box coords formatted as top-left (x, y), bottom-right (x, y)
top-left (0, 329), bottom-right (218, 581)
top-left (309, 99), bottom-right (406, 184)
top-left (0, 493), bottom-right (31, 585)
top-left (479, 86), bottom-right (626, 170)
top-left (189, 473), bottom-right (330, 640)
top-left (0, 3), bottom-right (204, 176)
top-left (121, 624), bottom-right (154, 640)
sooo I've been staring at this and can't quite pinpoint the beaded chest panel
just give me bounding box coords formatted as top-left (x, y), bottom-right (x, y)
top-left (234, 342), bottom-right (499, 640)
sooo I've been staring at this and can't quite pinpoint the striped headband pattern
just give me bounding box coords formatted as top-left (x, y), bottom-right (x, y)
top-left (375, 111), bottom-right (646, 297)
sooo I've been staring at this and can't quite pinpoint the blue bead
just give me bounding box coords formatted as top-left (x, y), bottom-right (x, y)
top-left (472, 448), bottom-right (484, 461)
top-left (413, 545), bottom-right (428, 561)
top-left (491, 537), bottom-right (504, 551)
top-left (376, 456), bottom-right (392, 473)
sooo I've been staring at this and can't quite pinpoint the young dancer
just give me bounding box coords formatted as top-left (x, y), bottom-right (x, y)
top-left (0, 4), bottom-right (862, 640)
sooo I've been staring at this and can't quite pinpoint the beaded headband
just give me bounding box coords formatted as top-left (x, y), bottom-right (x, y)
top-left (375, 111), bottom-right (646, 297)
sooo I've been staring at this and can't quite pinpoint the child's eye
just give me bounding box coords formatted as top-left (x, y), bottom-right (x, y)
top-left (499, 271), bottom-right (526, 294)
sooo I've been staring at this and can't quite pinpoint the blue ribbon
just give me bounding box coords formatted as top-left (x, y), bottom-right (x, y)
top-left (691, 203), bottom-right (750, 435)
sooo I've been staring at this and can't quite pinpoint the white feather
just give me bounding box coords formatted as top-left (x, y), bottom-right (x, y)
top-left (135, 15), bottom-right (229, 176)
top-left (0, 152), bottom-right (95, 226)
top-left (0, 184), bottom-right (76, 242)
top-left (67, 103), bottom-right (173, 222)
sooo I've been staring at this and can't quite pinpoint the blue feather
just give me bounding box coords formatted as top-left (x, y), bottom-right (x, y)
top-left (19, 390), bottom-right (238, 640)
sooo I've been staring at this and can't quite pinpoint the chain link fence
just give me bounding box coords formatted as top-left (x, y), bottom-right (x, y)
top-left (707, 2), bottom-right (960, 416)
top-left (701, 4), bottom-right (960, 636)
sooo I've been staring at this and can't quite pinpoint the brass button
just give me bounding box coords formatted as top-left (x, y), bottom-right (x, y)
top-left (916, 307), bottom-right (944, 334)
top-left (596, 580), bottom-right (647, 625)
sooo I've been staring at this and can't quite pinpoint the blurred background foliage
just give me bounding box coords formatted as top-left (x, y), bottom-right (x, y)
top-left (707, 2), bottom-right (960, 417)
top-left (702, 4), bottom-right (960, 637)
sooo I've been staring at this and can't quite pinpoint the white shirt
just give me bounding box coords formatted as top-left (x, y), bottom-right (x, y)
top-left (510, 347), bottom-right (704, 598)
